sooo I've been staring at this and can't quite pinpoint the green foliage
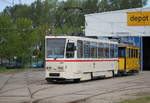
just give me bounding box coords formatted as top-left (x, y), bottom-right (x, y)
top-left (0, 17), bottom-right (39, 66)
top-left (0, 16), bottom-right (12, 28)
top-left (118, 96), bottom-right (150, 103)
top-left (16, 18), bottom-right (32, 28)
top-left (82, 0), bottom-right (100, 13)
top-left (0, 16), bottom-right (13, 59)
top-left (99, 0), bottom-right (147, 12)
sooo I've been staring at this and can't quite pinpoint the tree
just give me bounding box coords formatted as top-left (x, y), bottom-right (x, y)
top-left (32, 23), bottom-right (51, 61)
top-left (82, 0), bottom-right (100, 13)
top-left (2, 5), bottom-right (32, 21)
top-left (99, 0), bottom-right (148, 12)
top-left (15, 18), bottom-right (40, 65)
top-left (0, 15), bottom-right (14, 64)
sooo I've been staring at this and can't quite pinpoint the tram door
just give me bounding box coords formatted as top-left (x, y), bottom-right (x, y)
top-left (118, 47), bottom-right (126, 72)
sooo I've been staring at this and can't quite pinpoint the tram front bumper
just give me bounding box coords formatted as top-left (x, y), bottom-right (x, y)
top-left (46, 71), bottom-right (81, 80)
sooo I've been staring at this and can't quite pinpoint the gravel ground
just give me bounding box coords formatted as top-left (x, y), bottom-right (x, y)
top-left (0, 70), bottom-right (150, 103)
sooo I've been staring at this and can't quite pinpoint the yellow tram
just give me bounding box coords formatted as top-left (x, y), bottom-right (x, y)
top-left (118, 46), bottom-right (140, 74)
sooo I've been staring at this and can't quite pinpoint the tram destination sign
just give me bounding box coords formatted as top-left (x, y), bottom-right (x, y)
top-left (127, 11), bottom-right (150, 26)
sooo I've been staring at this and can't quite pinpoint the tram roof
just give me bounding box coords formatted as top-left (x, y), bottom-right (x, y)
top-left (45, 36), bottom-right (118, 44)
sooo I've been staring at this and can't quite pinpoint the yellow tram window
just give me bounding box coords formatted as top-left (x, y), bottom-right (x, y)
top-left (134, 49), bottom-right (136, 58)
top-left (126, 48), bottom-right (128, 58)
top-left (137, 49), bottom-right (140, 58)
top-left (128, 48), bottom-right (131, 58)
top-left (135, 49), bottom-right (137, 58)
top-left (136, 49), bottom-right (139, 58)
top-left (131, 49), bottom-right (134, 58)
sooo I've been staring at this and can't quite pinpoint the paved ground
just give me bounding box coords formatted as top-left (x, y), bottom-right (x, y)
top-left (0, 70), bottom-right (150, 103)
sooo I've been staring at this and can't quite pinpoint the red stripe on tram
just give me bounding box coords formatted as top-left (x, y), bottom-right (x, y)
top-left (45, 59), bottom-right (118, 62)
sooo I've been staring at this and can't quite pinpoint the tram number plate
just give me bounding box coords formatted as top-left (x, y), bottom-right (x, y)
top-left (49, 73), bottom-right (60, 76)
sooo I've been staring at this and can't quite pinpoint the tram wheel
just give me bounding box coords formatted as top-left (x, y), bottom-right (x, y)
top-left (45, 78), bottom-right (53, 82)
top-left (73, 79), bottom-right (80, 83)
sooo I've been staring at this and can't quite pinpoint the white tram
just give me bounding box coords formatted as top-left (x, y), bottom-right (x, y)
top-left (45, 36), bottom-right (118, 82)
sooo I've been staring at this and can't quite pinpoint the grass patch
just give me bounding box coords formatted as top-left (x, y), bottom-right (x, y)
top-left (118, 96), bottom-right (150, 103)
top-left (0, 68), bottom-right (44, 73)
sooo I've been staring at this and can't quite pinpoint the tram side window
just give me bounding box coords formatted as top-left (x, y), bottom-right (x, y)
top-left (131, 49), bottom-right (134, 58)
top-left (137, 49), bottom-right (139, 58)
top-left (128, 48), bottom-right (131, 58)
top-left (90, 42), bottom-right (97, 58)
top-left (98, 43), bottom-right (104, 58)
top-left (134, 49), bottom-right (137, 58)
top-left (133, 49), bottom-right (135, 58)
top-left (77, 40), bottom-right (83, 58)
top-left (84, 41), bottom-right (90, 58)
top-left (104, 43), bottom-right (109, 58)
top-left (114, 44), bottom-right (118, 58)
top-left (133, 49), bottom-right (134, 58)
top-left (135, 49), bottom-right (138, 58)
top-left (110, 44), bottom-right (114, 58)
top-left (66, 43), bottom-right (75, 58)
top-left (134, 49), bottom-right (136, 58)
top-left (136, 49), bottom-right (138, 58)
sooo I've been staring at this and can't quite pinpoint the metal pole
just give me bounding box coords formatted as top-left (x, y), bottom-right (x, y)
top-left (140, 37), bottom-right (143, 72)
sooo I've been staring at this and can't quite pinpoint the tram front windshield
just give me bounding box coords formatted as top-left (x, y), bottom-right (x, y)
top-left (46, 38), bottom-right (66, 58)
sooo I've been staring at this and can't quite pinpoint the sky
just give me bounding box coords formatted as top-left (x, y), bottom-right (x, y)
top-left (0, 0), bottom-right (150, 12)
top-left (0, 0), bottom-right (36, 12)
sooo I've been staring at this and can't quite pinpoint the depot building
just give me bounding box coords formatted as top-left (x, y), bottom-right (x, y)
top-left (84, 7), bottom-right (150, 71)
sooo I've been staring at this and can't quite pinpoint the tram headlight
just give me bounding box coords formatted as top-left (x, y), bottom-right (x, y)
top-left (58, 66), bottom-right (64, 71)
top-left (47, 67), bottom-right (52, 71)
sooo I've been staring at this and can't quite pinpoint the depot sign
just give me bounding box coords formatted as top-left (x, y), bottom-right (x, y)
top-left (127, 11), bottom-right (150, 26)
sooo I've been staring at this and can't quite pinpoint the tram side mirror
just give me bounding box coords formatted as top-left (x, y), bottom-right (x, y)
top-left (66, 43), bottom-right (76, 51)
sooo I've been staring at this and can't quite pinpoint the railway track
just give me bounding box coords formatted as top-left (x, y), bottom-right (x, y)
top-left (0, 73), bottom-right (15, 91)
top-left (32, 84), bottom-right (150, 103)
top-left (31, 75), bottom-right (150, 103)
top-left (0, 71), bottom-right (150, 103)
top-left (23, 70), bottom-right (62, 103)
